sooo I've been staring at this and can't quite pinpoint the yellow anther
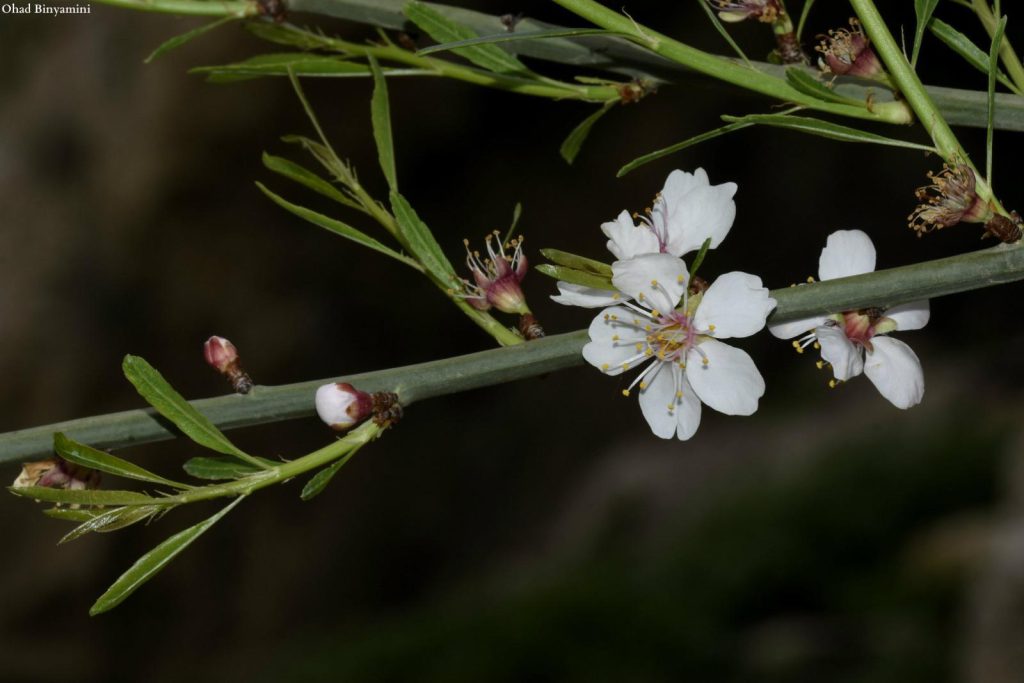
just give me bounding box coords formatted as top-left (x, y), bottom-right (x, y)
top-left (828, 379), bottom-right (837, 389)
top-left (650, 279), bottom-right (658, 286)
top-left (622, 389), bottom-right (631, 397)
top-left (638, 292), bottom-right (646, 300)
top-left (708, 324), bottom-right (716, 332)
top-left (645, 348), bottom-right (654, 356)
top-left (650, 310), bottom-right (661, 318)
top-left (635, 343), bottom-right (643, 352)
top-left (622, 362), bottom-right (630, 370)
top-left (677, 274), bottom-right (685, 283)
top-left (612, 293), bottom-right (621, 300)
top-left (792, 340), bottom-right (804, 354)
top-left (806, 275), bottom-right (816, 283)
top-left (601, 363), bottom-right (610, 371)
top-left (612, 334), bottom-right (620, 342)
top-left (675, 391), bottom-right (683, 399)
top-left (813, 341), bottom-right (821, 350)
top-left (667, 404), bottom-right (675, 411)
top-left (702, 357), bottom-right (709, 366)
top-left (610, 314), bottom-right (619, 320)
top-left (815, 360), bottom-right (825, 369)
top-left (639, 381), bottom-right (648, 390)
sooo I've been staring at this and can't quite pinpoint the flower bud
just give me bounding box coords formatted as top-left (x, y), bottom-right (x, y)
top-left (709, 0), bottom-right (779, 23)
top-left (13, 458), bottom-right (100, 491)
top-left (315, 383), bottom-right (374, 431)
top-left (204, 335), bottom-right (253, 394)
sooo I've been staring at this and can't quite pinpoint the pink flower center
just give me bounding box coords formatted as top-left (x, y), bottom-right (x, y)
top-left (647, 310), bottom-right (698, 362)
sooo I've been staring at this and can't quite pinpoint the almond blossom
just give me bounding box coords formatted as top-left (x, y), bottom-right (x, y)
top-left (582, 253), bottom-right (775, 440)
top-left (552, 168), bottom-right (737, 308)
top-left (768, 230), bottom-right (929, 409)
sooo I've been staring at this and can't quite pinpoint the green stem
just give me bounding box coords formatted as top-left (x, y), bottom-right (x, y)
top-left (974, 0), bottom-right (1024, 92)
top-left (97, 0), bottom-right (256, 15)
top-left (552, 0), bottom-right (911, 123)
top-left (850, 0), bottom-right (1004, 212)
top-left (4, 243), bottom-right (1024, 463)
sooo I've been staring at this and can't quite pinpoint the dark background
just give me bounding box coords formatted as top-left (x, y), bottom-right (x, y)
top-left (2, 2), bottom-right (1023, 681)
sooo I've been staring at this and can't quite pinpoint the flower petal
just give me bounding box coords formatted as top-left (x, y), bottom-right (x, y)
top-left (816, 325), bottom-right (863, 381)
top-left (693, 271), bottom-right (776, 339)
top-left (864, 336), bottom-right (924, 409)
top-left (582, 306), bottom-right (648, 376)
top-left (768, 314), bottom-right (831, 340)
top-left (660, 170), bottom-right (738, 256)
top-left (637, 364), bottom-right (702, 440)
top-left (550, 282), bottom-right (623, 309)
top-left (601, 210), bottom-right (660, 260)
top-left (685, 338), bottom-right (764, 416)
top-left (674, 371), bottom-right (702, 440)
top-left (818, 229), bottom-right (876, 281)
top-left (884, 300), bottom-right (930, 331)
top-left (611, 254), bottom-right (687, 314)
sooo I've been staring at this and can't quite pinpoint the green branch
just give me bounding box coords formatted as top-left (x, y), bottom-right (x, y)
top-left (3, 243), bottom-right (1024, 464)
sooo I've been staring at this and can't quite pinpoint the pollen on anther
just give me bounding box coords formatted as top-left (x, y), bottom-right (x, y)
top-left (650, 279), bottom-right (658, 287)
top-left (612, 293), bottom-right (621, 300)
top-left (675, 391), bottom-right (683, 399)
top-left (639, 381), bottom-right (648, 390)
top-left (792, 340), bottom-right (804, 354)
top-left (806, 276), bottom-right (816, 283)
top-left (828, 379), bottom-right (837, 389)
top-left (601, 363), bottom-right (610, 371)
top-left (815, 360), bottom-right (825, 369)
top-left (612, 334), bottom-right (620, 341)
top-left (622, 389), bottom-right (631, 397)
top-left (677, 274), bottom-right (685, 283)
top-left (702, 357), bottom-right (709, 366)
top-left (708, 324), bottom-right (716, 332)
top-left (813, 341), bottom-right (821, 350)
top-left (650, 310), bottom-right (661, 318)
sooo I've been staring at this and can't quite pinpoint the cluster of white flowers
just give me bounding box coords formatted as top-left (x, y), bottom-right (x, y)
top-left (553, 170), bottom-right (929, 440)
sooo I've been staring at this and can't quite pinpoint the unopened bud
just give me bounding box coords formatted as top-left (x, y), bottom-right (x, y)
top-left (315, 383), bottom-right (375, 431)
top-left (204, 336), bottom-right (253, 394)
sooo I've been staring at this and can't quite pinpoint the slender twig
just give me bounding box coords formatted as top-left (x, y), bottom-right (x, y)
top-left (3, 243), bottom-right (1024, 463)
top-left (973, 0), bottom-right (1024, 93)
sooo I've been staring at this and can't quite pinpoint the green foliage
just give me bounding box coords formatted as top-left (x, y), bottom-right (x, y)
top-left (535, 264), bottom-right (614, 290)
top-left (183, 456), bottom-right (269, 480)
top-left (390, 191), bottom-right (458, 285)
top-left (60, 505), bottom-right (163, 544)
top-left (987, 16), bottom-right (1007, 182)
top-left (720, 113), bottom-right (936, 151)
top-left (369, 56), bottom-right (399, 190)
top-left (262, 153), bottom-right (362, 211)
top-left (415, 28), bottom-right (627, 57)
top-left (54, 432), bottom-right (187, 489)
top-left (145, 16), bottom-right (236, 64)
top-left (912, 0), bottom-right (942, 67)
top-left (559, 101), bottom-right (616, 165)
top-left (192, 53), bottom-right (384, 83)
top-left (930, 18), bottom-right (1018, 93)
top-left (89, 496), bottom-right (246, 616)
top-left (617, 120), bottom-right (751, 177)
top-left (9, 486), bottom-right (156, 506)
top-left (688, 238), bottom-right (712, 281)
top-left (540, 249), bottom-right (612, 276)
top-left (403, 1), bottom-right (529, 75)
top-left (785, 68), bottom-right (866, 107)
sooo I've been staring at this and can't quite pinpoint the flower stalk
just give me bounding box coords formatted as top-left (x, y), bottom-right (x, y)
top-left (3, 243), bottom-right (1024, 463)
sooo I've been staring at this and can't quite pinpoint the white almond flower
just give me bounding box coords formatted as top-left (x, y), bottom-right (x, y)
top-left (552, 168), bottom-right (737, 308)
top-left (583, 253), bottom-right (775, 440)
top-left (769, 230), bottom-right (929, 409)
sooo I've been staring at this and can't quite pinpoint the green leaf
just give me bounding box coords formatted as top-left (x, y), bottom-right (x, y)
top-left (930, 19), bottom-right (1016, 91)
top-left (785, 68), bottom-right (864, 106)
top-left (256, 182), bottom-right (421, 270)
top-left (121, 356), bottom-right (262, 467)
top-left (796, 0), bottom-right (816, 40)
top-left (300, 459), bottom-right (346, 501)
top-left (560, 101), bottom-right (616, 165)
top-left (262, 153), bottom-right (363, 212)
top-left (390, 191), bottom-right (457, 284)
top-left (502, 201), bottom-right (523, 244)
top-left (145, 16), bottom-right (236, 64)
top-left (368, 56), bottom-right (398, 190)
top-left (60, 505), bottom-right (162, 544)
top-left (689, 238), bottom-right (712, 281)
top-left (415, 28), bottom-right (630, 56)
top-left (182, 456), bottom-right (270, 480)
top-left (697, 0), bottom-right (753, 67)
top-left (10, 486), bottom-right (156, 507)
top-left (44, 508), bottom-right (103, 522)
top-left (540, 248), bottom-right (612, 276)
top-left (987, 16), bottom-right (1006, 184)
top-left (535, 264), bottom-right (615, 290)
top-left (720, 114), bottom-right (936, 152)
top-left (54, 433), bottom-right (188, 489)
top-left (616, 120), bottom-right (751, 177)
top-left (89, 496), bottom-right (245, 615)
top-left (403, 0), bottom-right (528, 75)
top-left (912, 0), bottom-right (942, 67)
top-left (192, 53), bottom-right (402, 83)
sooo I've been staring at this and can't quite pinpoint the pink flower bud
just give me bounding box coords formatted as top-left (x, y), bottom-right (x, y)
top-left (203, 335), bottom-right (253, 394)
top-left (13, 458), bottom-right (100, 491)
top-left (315, 383), bottom-right (375, 431)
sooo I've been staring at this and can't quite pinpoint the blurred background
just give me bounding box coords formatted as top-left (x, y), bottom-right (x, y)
top-left (2, 1), bottom-right (1024, 681)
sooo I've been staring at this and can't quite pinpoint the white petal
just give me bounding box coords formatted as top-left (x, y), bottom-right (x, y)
top-left (685, 338), bottom-right (764, 416)
top-left (674, 371), bottom-right (702, 440)
top-left (662, 175), bottom-right (738, 257)
top-left (864, 336), bottom-right (924, 409)
top-left (638, 361), bottom-right (679, 439)
top-left (885, 300), bottom-right (930, 331)
top-left (611, 254), bottom-right (687, 314)
top-left (550, 282), bottom-right (623, 309)
top-left (582, 306), bottom-right (647, 376)
top-left (693, 271), bottom-right (776, 339)
top-left (816, 325), bottom-right (863, 381)
top-left (818, 229), bottom-right (876, 281)
top-left (601, 210), bottom-right (660, 260)
top-left (768, 314), bottom-right (831, 340)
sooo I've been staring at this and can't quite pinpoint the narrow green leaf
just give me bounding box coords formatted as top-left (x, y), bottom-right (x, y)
top-left (912, 0), bottom-right (942, 67)
top-left (300, 460), bottom-right (346, 501)
top-left (44, 508), bottom-right (102, 522)
top-left (688, 238), bottom-right (712, 281)
top-left (10, 486), bottom-right (156, 507)
top-left (697, 0), bottom-right (753, 68)
top-left (390, 191), bottom-right (457, 284)
top-left (987, 16), bottom-right (1006, 184)
top-left (54, 433), bottom-right (187, 489)
top-left (535, 264), bottom-right (615, 290)
top-left (182, 456), bottom-right (270, 480)
top-left (720, 114), bottom-right (936, 152)
top-left (256, 183), bottom-right (422, 271)
top-left (930, 19), bottom-right (1016, 91)
top-left (262, 153), bottom-right (363, 212)
top-left (616, 121), bottom-right (750, 177)
top-left (192, 54), bottom-right (407, 83)
top-left (415, 28), bottom-right (629, 56)
top-left (540, 248), bottom-right (612, 276)
top-left (560, 101), bottom-right (616, 165)
top-left (785, 68), bottom-right (864, 106)
top-left (145, 16), bottom-right (235, 64)
top-left (60, 505), bottom-right (162, 544)
top-left (502, 202), bottom-right (523, 245)
top-left (796, 0), bottom-right (816, 40)
top-left (121, 356), bottom-right (261, 467)
top-left (403, 0), bottom-right (528, 75)
top-left (89, 496), bottom-right (245, 615)
top-left (369, 56), bottom-right (398, 190)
